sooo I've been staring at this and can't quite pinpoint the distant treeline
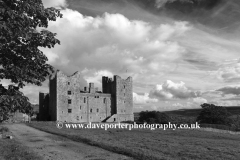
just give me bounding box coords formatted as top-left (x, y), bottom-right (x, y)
top-left (135, 103), bottom-right (240, 131)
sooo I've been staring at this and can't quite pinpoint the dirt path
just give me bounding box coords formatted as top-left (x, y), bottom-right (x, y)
top-left (7, 123), bottom-right (133, 160)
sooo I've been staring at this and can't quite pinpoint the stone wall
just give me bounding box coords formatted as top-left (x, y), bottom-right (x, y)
top-left (39, 92), bottom-right (49, 121)
top-left (40, 70), bottom-right (134, 123)
top-left (55, 70), bottom-right (111, 122)
top-left (103, 75), bottom-right (134, 122)
top-left (49, 73), bottom-right (57, 121)
top-left (114, 76), bottom-right (133, 115)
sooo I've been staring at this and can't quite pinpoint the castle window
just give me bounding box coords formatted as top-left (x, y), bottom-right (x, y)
top-left (68, 82), bottom-right (70, 85)
top-left (90, 109), bottom-right (92, 113)
top-left (84, 97), bottom-right (86, 103)
top-left (80, 106), bottom-right (81, 110)
top-left (77, 116), bottom-right (79, 120)
top-left (68, 109), bottom-right (72, 113)
top-left (124, 85), bottom-right (125, 88)
top-left (68, 91), bottom-right (71, 95)
top-left (81, 116), bottom-right (82, 119)
top-left (103, 98), bottom-right (106, 103)
top-left (100, 117), bottom-right (101, 120)
top-left (97, 109), bottom-right (99, 112)
top-left (68, 99), bottom-right (71, 104)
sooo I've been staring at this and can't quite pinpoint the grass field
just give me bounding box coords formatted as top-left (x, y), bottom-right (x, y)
top-left (134, 107), bottom-right (240, 120)
top-left (28, 122), bottom-right (240, 160)
top-left (0, 125), bottom-right (42, 160)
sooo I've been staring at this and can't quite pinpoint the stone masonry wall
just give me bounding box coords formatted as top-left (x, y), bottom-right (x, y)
top-left (55, 70), bottom-right (111, 122)
top-left (39, 92), bottom-right (50, 121)
top-left (49, 73), bottom-right (57, 121)
top-left (42, 70), bottom-right (133, 123)
top-left (114, 76), bottom-right (134, 121)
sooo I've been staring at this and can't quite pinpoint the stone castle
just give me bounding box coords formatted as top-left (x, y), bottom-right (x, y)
top-left (39, 70), bottom-right (134, 122)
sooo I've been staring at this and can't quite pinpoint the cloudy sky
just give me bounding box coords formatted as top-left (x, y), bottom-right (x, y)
top-left (4, 0), bottom-right (240, 112)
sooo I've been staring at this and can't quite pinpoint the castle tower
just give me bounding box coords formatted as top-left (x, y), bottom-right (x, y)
top-left (114, 76), bottom-right (133, 116)
top-left (102, 75), bottom-right (134, 122)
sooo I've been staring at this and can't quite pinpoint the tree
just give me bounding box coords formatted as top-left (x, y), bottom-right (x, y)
top-left (0, 0), bottom-right (62, 88)
top-left (0, 0), bottom-right (62, 121)
top-left (197, 103), bottom-right (232, 125)
top-left (138, 111), bottom-right (171, 124)
top-left (0, 84), bottom-right (32, 121)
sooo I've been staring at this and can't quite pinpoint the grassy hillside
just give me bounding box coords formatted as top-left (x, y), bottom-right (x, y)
top-left (28, 122), bottom-right (240, 160)
top-left (134, 107), bottom-right (240, 121)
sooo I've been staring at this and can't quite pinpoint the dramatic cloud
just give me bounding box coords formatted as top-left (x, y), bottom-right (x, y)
top-left (155, 0), bottom-right (175, 9)
top-left (172, 102), bottom-right (183, 108)
top-left (210, 61), bottom-right (240, 82)
top-left (40, 9), bottom-right (190, 83)
top-left (193, 97), bottom-right (207, 104)
top-left (217, 86), bottom-right (240, 95)
top-left (133, 92), bottom-right (158, 104)
top-left (11, 0), bottom-right (240, 110)
top-left (42, 0), bottom-right (67, 8)
top-left (83, 70), bottom-right (114, 89)
top-left (210, 100), bottom-right (240, 106)
top-left (149, 80), bottom-right (201, 100)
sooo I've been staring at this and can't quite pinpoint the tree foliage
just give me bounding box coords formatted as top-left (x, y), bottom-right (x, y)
top-left (0, 0), bottom-right (62, 121)
top-left (138, 111), bottom-right (171, 124)
top-left (0, 0), bottom-right (62, 87)
top-left (197, 103), bottom-right (232, 125)
top-left (0, 84), bottom-right (32, 121)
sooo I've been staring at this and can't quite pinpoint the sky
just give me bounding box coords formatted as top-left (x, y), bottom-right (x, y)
top-left (3, 0), bottom-right (240, 112)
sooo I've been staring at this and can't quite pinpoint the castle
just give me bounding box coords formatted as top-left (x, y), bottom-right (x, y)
top-left (39, 70), bottom-right (134, 122)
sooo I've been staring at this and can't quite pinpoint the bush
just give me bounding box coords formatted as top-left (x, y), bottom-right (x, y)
top-left (0, 126), bottom-right (9, 132)
top-left (170, 115), bottom-right (197, 124)
top-left (138, 111), bottom-right (172, 124)
top-left (197, 103), bottom-right (232, 125)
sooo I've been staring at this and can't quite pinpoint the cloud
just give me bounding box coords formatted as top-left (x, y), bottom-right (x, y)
top-left (210, 100), bottom-right (240, 106)
top-left (149, 80), bottom-right (201, 100)
top-left (42, 0), bottom-right (67, 8)
top-left (133, 92), bottom-right (158, 104)
top-left (217, 86), bottom-right (240, 95)
top-left (83, 70), bottom-right (114, 89)
top-left (210, 62), bottom-right (240, 82)
top-left (155, 0), bottom-right (175, 9)
top-left (172, 102), bottom-right (184, 108)
top-left (193, 97), bottom-right (207, 104)
top-left (40, 10), bottom-right (190, 80)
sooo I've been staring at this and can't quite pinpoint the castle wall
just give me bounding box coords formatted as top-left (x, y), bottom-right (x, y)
top-left (49, 73), bottom-right (57, 121)
top-left (40, 70), bottom-right (133, 123)
top-left (102, 77), bottom-right (116, 115)
top-left (55, 71), bottom-right (111, 122)
top-left (103, 75), bottom-right (134, 122)
top-left (39, 92), bottom-right (49, 121)
top-left (114, 76), bottom-right (133, 114)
